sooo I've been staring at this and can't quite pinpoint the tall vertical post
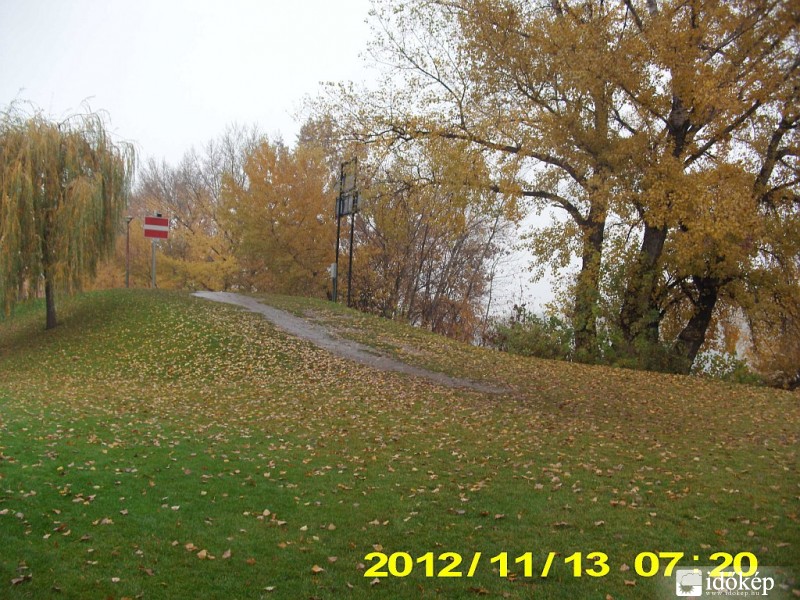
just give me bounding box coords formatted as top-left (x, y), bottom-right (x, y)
top-left (125, 216), bottom-right (133, 288)
top-left (334, 159), bottom-right (358, 305)
top-left (151, 240), bottom-right (157, 289)
top-left (333, 162), bottom-right (344, 303)
top-left (333, 217), bottom-right (341, 302)
top-left (346, 159), bottom-right (358, 307)
top-left (347, 210), bottom-right (355, 307)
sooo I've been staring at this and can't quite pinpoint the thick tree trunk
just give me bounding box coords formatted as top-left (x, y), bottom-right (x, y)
top-left (573, 214), bottom-right (605, 360)
top-left (44, 276), bottom-right (58, 330)
top-left (672, 276), bottom-right (719, 373)
top-left (618, 222), bottom-right (668, 347)
top-left (573, 86), bottom-right (611, 361)
top-left (617, 86), bottom-right (691, 360)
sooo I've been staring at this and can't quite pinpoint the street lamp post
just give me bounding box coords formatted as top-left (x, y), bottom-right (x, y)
top-left (125, 216), bottom-right (133, 288)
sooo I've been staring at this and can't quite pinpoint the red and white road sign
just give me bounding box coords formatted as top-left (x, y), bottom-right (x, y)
top-left (143, 215), bottom-right (169, 239)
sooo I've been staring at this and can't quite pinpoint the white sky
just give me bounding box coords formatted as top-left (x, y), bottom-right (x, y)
top-left (0, 0), bottom-right (554, 311)
top-left (0, 0), bottom-right (372, 164)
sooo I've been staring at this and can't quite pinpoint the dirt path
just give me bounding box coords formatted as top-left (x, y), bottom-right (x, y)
top-left (193, 291), bottom-right (506, 394)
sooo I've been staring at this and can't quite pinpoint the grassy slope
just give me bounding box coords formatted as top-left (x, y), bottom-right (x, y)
top-left (0, 289), bottom-right (797, 599)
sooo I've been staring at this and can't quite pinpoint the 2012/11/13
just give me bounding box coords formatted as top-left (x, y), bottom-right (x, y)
top-left (363, 551), bottom-right (611, 578)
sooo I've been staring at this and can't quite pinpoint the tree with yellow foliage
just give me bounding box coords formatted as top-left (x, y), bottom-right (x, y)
top-left (0, 108), bottom-right (133, 328)
top-left (330, 0), bottom-right (798, 372)
top-left (221, 136), bottom-right (336, 297)
top-left (129, 125), bottom-right (260, 291)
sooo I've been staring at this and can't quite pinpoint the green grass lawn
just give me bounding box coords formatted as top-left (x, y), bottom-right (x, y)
top-left (0, 289), bottom-right (797, 599)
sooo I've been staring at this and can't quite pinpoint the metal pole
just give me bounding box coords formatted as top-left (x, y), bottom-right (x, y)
top-left (125, 216), bottom-right (132, 288)
top-left (334, 215), bottom-right (341, 302)
top-left (151, 240), bottom-right (156, 289)
top-left (347, 209), bottom-right (355, 307)
top-left (334, 163), bottom-right (344, 303)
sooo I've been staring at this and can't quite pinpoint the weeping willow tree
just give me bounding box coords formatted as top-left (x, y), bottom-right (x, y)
top-left (0, 109), bottom-right (134, 329)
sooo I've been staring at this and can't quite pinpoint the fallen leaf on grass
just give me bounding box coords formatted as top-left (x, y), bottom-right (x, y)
top-left (311, 565), bottom-right (325, 574)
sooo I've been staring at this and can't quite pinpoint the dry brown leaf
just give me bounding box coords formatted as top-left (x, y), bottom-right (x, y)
top-left (10, 575), bottom-right (32, 586)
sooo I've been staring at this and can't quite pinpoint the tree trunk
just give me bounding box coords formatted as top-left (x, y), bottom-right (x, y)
top-left (617, 85), bottom-right (691, 359)
top-left (573, 214), bottom-right (605, 360)
top-left (672, 276), bottom-right (719, 373)
top-left (45, 276), bottom-right (58, 330)
top-left (618, 222), bottom-right (668, 348)
top-left (573, 86), bottom-right (611, 361)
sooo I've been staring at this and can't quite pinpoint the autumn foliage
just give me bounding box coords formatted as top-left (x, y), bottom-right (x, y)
top-left (320, 0), bottom-right (799, 381)
top-left (15, 0), bottom-right (797, 384)
top-left (0, 109), bottom-right (133, 329)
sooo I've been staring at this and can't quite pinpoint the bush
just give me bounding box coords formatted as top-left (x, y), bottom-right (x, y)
top-left (692, 351), bottom-right (764, 385)
top-left (488, 304), bottom-right (573, 361)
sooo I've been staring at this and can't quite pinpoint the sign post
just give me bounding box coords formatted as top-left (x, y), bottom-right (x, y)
top-left (125, 216), bottom-right (133, 288)
top-left (335, 159), bottom-right (359, 306)
top-left (143, 214), bottom-right (169, 288)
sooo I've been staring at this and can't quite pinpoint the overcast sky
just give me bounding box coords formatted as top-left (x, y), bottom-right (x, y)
top-left (1, 0), bottom-right (373, 164)
top-left (0, 0), bottom-right (552, 310)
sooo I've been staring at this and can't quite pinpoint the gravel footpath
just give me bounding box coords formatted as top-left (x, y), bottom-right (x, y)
top-left (193, 291), bottom-right (506, 394)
